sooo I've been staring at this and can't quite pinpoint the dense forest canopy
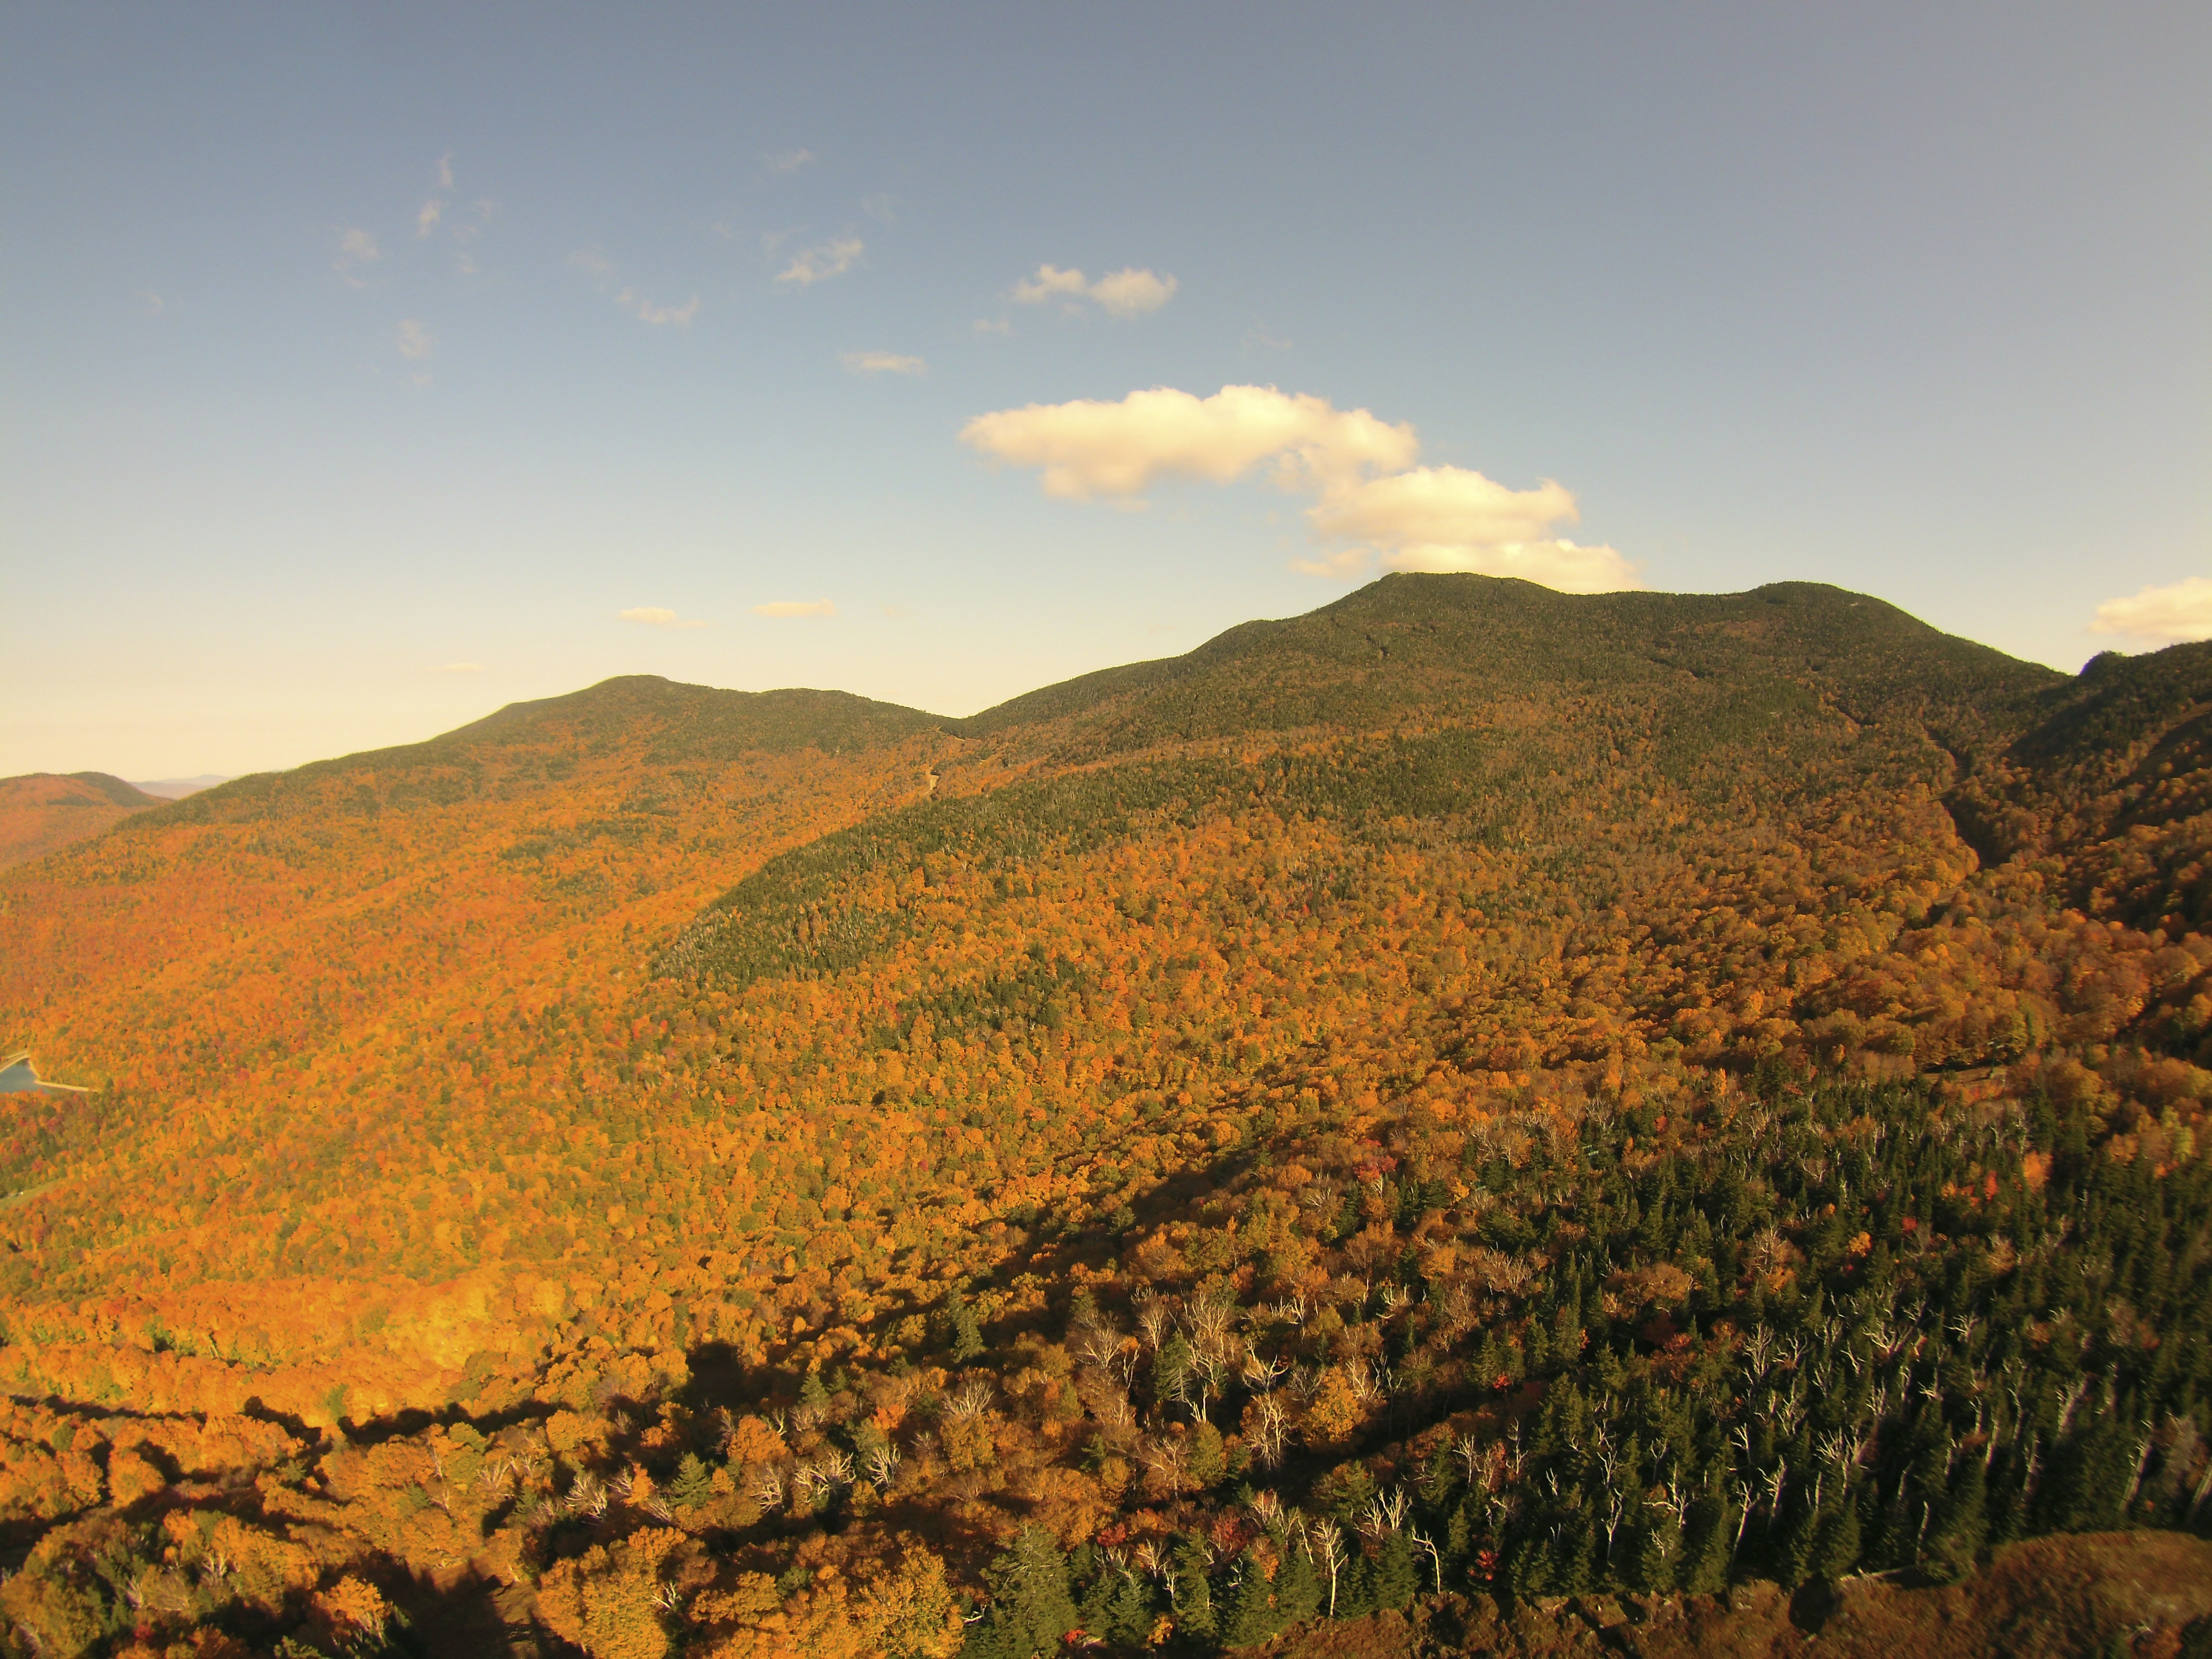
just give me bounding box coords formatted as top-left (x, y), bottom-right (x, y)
top-left (1, 574), bottom-right (2209, 1657)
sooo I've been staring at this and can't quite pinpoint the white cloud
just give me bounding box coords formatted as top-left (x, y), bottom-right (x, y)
top-left (1307, 467), bottom-right (1639, 593)
top-left (766, 148), bottom-right (814, 174)
top-left (1011, 263), bottom-right (1178, 317)
top-left (1013, 264), bottom-right (1091, 304)
top-left (966, 382), bottom-right (1641, 595)
top-left (417, 199), bottom-right (444, 237)
top-left (973, 316), bottom-right (1012, 337)
top-left (754, 600), bottom-right (836, 618)
top-left (617, 288), bottom-right (700, 327)
top-left (842, 349), bottom-right (926, 376)
top-left (2089, 577), bottom-right (2212, 646)
top-left (1310, 468), bottom-right (1576, 552)
top-left (619, 606), bottom-right (708, 628)
top-left (393, 319), bottom-right (433, 361)
top-left (1379, 538), bottom-right (1641, 592)
top-left (438, 661), bottom-right (485, 673)
top-left (1287, 548), bottom-right (1378, 580)
top-left (435, 152), bottom-right (454, 191)
top-left (334, 227), bottom-right (382, 286)
top-left (960, 384), bottom-right (1418, 502)
top-left (1089, 267), bottom-right (1178, 317)
top-left (777, 236), bottom-right (865, 287)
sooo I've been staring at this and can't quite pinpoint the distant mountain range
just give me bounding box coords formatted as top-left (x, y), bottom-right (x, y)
top-left (129, 773), bottom-right (231, 800)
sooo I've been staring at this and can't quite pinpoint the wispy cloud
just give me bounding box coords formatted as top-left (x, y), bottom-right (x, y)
top-left (567, 245), bottom-right (615, 287)
top-left (617, 289), bottom-right (700, 327)
top-left (973, 316), bottom-right (1011, 337)
top-left (393, 319), bottom-right (433, 361)
top-left (417, 199), bottom-right (444, 237)
top-left (438, 661), bottom-right (485, 673)
top-left (333, 226), bottom-right (382, 287)
top-left (568, 247), bottom-right (698, 326)
top-left (766, 148), bottom-right (814, 174)
top-left (2089, 578), bottom-right (2212, 647)
top-left (842, 349), bottom-right (926, 377)
top-left (435, 151), bottom-right (454, 191)
top-left (754, 600), bottom-right (836, 618)
top-left (1011, 263), bottom-right (1178, 318)
top-left (964, 382), bottom-right (1642, 595)
top-left (776, 235), bottom-right (865, 287)
top-left (619, 606), bottom-right (708, 628)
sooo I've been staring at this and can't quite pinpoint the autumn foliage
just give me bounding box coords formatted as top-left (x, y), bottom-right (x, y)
top-left (0, 577), bottom-right (2208, 1655)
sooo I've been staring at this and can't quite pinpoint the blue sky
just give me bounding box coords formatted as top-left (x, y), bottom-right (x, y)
top-left (4, 3), bottom-right (2206, 778)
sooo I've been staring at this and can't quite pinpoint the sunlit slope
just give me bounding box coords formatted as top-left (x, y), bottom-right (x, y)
top-left (0, 678), bottom-right (950, 1412)
top-left (0, 576), bottom-right (2192, 1431)
top-left (0, 578), bottom-right (2207, 1654)
top-left (0, 771), bottom-right (160, 870)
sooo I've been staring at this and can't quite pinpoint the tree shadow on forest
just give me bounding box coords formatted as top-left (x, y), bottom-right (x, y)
top-left (388, 1561), bottom-right (577, 1659)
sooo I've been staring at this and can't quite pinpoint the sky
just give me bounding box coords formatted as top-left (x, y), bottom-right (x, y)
top-left (3, 3), bottom-right (2207, 780)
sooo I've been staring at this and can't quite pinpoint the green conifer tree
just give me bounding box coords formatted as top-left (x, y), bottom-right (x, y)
top-left (668, 1451), bottom-right (714, 1511)
top-left (1371, 1530), bottom-right (1419, 1611)
top-left (1220, 1547), bottom-right (1279, 1649)
top-left (1810, 1488), bottom-right (1863, 1583)
top-left (1924, 1456), bottom-right (1988, 1585)
top-left (964, 1526), bottom-right (1079, 1659)
top-left (1169, 1536), bottom-right (1216, 1639)
top-left (1274, 1546), bottom-right (1321, 1627)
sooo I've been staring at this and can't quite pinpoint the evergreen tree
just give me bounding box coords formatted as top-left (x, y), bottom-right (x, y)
top-left (2037, 1413), bottom-right (2136, 1535)
top-left (1371, 1530), bottom-right (1419, 1611)
top-left (1274, 1545), bottom-right (1321, 1627)
top-left (1810, 1488), bottom-right (1864, 1583)
top-left (1101, 1569), bottom-right (1156, 1649)
top-left (964, 1526), bottom-right (1078, 1659)
top-left (1923, 1456), bottom-right (1988, 1585)
top-left (1677, 1483), bottom-right (1735, 1595)
top-left (667, 1451), bottom-right (714, 1512)
top-left (1189, 1421), bottom-right (1227, 1489)
top-left (1220, 1547), bottom-right (1279, 1649)
top-left (798, 1365), bottom-right (831, 1414)
top-left (1168, 1536), bottom-right (1216, 1639)
top-left (948, 1287), bottom-right (987, 1364)
top-left (1625, 1505), bottom-right (1681, 1593)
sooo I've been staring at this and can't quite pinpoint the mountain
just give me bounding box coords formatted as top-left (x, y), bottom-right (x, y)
top-left (0, 575), bottom-right (2207, 1659)
top-left (128, 774), bottom-right (231, 800)
top-left (0, 769), bottom-right (162, 869)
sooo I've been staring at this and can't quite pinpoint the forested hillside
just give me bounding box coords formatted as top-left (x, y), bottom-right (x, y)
top-left (1, 576), bottom-right (2209, 1659)
top-left (0, 774), bottom-right (160, 872)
